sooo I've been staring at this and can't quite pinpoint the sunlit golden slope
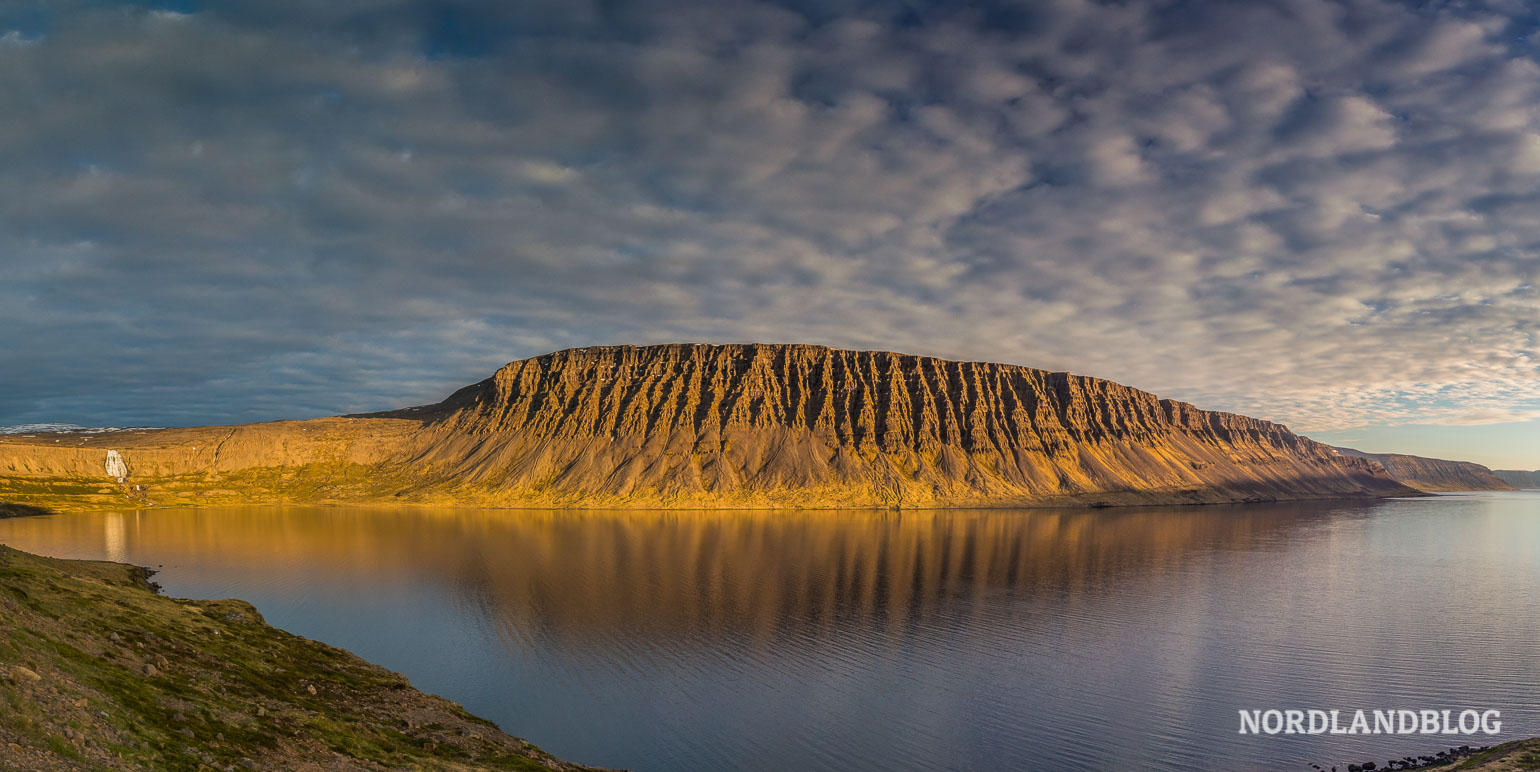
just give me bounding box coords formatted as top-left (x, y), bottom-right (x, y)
top-left (0, 344), bottom-right (1417, 510)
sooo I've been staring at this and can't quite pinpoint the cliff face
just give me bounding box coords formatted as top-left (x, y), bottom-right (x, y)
top-left (0, 344), bottom-right (1417, 510)
top-left (1331, 447), bottom-right (1514, 492)
top-left (1494, 470), bottom-right (1540, 489)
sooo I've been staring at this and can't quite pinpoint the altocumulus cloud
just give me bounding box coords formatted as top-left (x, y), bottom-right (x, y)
top-left (0, 0), bottom-right (1537, 433)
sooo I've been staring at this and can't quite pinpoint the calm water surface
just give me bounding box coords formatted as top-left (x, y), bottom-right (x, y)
top-left (2, 493), bottom-right (1538, 771)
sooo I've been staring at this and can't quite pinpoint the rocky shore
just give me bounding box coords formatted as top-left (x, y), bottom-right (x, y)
top-left (1313, 739), bottom-right (1540, 771)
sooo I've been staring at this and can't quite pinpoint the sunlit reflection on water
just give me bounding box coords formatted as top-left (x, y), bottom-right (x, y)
top-left (2, 493), bottom-right (1538, 771)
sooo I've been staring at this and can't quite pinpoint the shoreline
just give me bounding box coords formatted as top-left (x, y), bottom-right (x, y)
top-left (0, 543), bottom-right (602, 771)
top-left (0, 485), bottom-right (1428, 516)
top-left (0, 502), bottom-right (52, 518)
top-left (7, 497), bottom-right (1538, 770)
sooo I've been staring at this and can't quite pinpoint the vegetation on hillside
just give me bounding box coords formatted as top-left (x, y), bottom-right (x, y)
top-left (0, 542), bottom-right (596, 771)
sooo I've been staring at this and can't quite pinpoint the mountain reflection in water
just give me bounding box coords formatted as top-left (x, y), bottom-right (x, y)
top-left (2, 495), bottom-right (1537, 771)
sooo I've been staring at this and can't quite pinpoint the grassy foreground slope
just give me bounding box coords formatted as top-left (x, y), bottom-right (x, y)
top-left (1424, 739), bottom-right (1540, 770)
top-left (0, 541), bottom-right (596, 771)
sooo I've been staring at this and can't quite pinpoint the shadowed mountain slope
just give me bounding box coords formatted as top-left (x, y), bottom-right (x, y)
top-left (1494, 470), bottom-right (1540, 488)
top-left (0, 344), bottom-right (1417, 510)
top-left (1331, 447), bottom-right (1514, 492)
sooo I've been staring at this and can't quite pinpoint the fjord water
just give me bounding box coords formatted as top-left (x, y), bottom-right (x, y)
top-left (2, 495), bottom-right (1538, 771)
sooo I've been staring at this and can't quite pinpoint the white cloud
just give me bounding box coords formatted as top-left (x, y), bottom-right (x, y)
top-left (0, 0), bottom-right (1537, 440)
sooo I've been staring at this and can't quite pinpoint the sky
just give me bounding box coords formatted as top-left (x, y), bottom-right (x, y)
top-left (0, 0), bottom-right (1537, 469)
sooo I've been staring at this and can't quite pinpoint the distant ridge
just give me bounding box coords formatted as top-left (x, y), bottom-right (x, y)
top-left (1332, 447), bottom-right (1514, 492)
top-left (0, 344), bottom-right (1417, 510)
top-left (1494, 470), bottom-right (1540, 489)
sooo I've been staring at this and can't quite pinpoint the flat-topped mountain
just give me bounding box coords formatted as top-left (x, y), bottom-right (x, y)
top-left (1331, 447), bottom-right (1515, 492)
top-left (1494, 469), bottom-right (1540, 488)
top-left (0, 344), bottom-right (1417, 510)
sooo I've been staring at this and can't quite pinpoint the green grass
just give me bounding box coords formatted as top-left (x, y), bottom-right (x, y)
top-left (1445, 741), bottom-right (1523, 770)
top-left (44, 734), bottom-right (81, 759)
top-left (0, 544), bottom-right (588, 771)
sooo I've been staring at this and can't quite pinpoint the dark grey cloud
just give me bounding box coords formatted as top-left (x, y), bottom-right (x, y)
top-left (0, 0), bottom-right (1537, 438)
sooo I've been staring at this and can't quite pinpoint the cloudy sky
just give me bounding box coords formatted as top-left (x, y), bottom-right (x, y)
top-left (2, 0), bottom-right (1538, 468)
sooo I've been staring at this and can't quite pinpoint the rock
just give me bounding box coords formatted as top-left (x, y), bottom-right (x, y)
top-left (108, 632), bottom-right (121, 643)
top-left (0, 344), bottom-right (1419, 510)
top-left (237, 759), bottom-right (259, 770)
top-left (154, 654), bottom-right (168, 668)
top-left (6, 742), bottom-right (22, 753)
top-left (8, 666), bottom-right (41, 683)
top-left (398, 344), bottom-right (1422, 506)
top-left (178, 728), bottom-right (195, 739)
top-left (221, 611), bottom-right (246, 623)
top-left (305, 684), bottom-right (317, 695)
top-left (1333, 447), bottom-right (1514, 491)
top-left (255, 706), bottom-right (266, 717)
top-left (1494, 469), bottom-right (1540, 488)
top-left (142, 663), bottom-right (159, 677)
top-left (72, 697), bottom-right (87, 708)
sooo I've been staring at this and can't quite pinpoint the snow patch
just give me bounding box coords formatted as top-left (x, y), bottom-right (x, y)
top-left (0, 424), bottom-right (162, 435)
